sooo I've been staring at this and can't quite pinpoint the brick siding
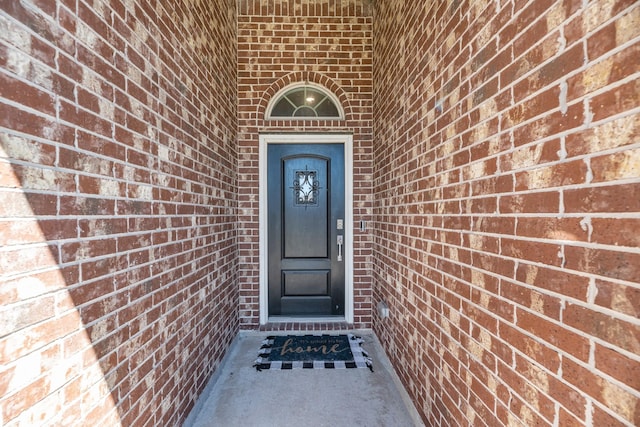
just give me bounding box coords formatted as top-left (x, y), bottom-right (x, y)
top-left (0, 1), bottom-right (237, 425)
top-left (373, 1), bottom-right (639, 425)
top-left (236, 0), bottom-right (374, 329)
top-left (2, 0), bottom-right (638, 426)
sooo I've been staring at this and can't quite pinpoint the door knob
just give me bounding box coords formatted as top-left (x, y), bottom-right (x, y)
top-left (337, 235), bottom-right (343, 262)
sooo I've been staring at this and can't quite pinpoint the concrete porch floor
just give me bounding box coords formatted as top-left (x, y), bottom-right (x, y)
top-left (184, 331), bottom-right (424, 427)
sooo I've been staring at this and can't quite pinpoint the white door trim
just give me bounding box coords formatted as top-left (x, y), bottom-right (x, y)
top-left (259, 133), bottom-right (354, 325)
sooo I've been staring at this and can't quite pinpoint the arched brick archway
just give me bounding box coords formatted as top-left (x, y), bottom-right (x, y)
top-left (257, 71), bottom-right (354, 121)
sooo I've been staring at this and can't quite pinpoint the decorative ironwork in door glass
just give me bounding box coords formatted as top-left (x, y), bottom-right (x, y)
top-left (292, 167), bottom-right (319, 206)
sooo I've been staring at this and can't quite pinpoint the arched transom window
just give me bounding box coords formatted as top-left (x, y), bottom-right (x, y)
top-left (266, 83), bottom-right (343, 119)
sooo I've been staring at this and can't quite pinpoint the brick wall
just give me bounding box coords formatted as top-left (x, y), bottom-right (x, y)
top-left (236, 0), bottom-right (374, 329)
top-left (373, 1), bottom-right (639, 426)
top-left (0, 1), bottom-right (237, 425)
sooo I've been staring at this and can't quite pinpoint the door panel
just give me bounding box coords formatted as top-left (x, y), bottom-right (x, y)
top-left (268, 143), bottom-right (345, 316)
top-left (282, 270), bottom-right (330, 295)
top-left (282, 156), bottom-right (329, 258)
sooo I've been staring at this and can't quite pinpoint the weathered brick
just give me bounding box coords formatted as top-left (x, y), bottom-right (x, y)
top-left (516, 217), bottom-right (587, 242)
top-left (563, 357), bottom-right (640, 425)
top-left (564, 302), bottom-right (640, 354)
top-left (516, 263), bottom-right (589, 301)
top-left (590, 79), bottom-right (640, 123)
top-left (499, 191), bottom-right (560, 213)
top-left (595, 343), bottom-right (640, 391)
top-left (516, 308), bottom-right (591, 362)
top-left (564, 182), bottom-right (640, 213)
top-left (593, 279), bottom-right (640, 318)
top-left (567, 42), bottom-right (640, 100)
top-left (500, 280), bottom-right (562, 320)
top-left (498, 358), bottom-right (557, 422)
top-left (513, 43), bottom-right (584, 102)
top-left (564, 245), bottom-right (640, 282)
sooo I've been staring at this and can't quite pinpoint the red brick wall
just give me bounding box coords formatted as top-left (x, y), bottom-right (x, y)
top-left (0, 1), bottom-right (237, 425)
top-left (373, 1), bottom-right (639, 426)
top-left (237, 0), bottom-right (374, 329)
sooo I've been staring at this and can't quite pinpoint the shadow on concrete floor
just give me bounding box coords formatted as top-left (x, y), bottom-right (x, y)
top-left (184, 331), bottom-right (424, 427)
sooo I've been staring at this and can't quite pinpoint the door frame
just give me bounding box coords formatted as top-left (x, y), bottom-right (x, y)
top-left (259, 133), bottom-right (354, 324)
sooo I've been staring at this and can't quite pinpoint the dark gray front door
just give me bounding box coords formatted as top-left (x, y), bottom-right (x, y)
top-left (267, 143), bottom-right (345, 316)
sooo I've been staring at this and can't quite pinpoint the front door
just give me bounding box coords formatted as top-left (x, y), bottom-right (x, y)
top-left (267, 143), bottom-right (345, 316)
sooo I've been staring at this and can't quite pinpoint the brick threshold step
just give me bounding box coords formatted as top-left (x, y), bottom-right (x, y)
top-left (257, 321), bottom-right (355, 332)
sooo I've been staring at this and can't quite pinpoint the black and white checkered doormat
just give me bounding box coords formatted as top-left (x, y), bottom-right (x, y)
top-left (253, 333), bottom-right (373, 372)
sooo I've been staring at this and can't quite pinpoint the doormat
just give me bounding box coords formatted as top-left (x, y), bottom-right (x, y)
top-left (253, 334), bottom-right (373, 372)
